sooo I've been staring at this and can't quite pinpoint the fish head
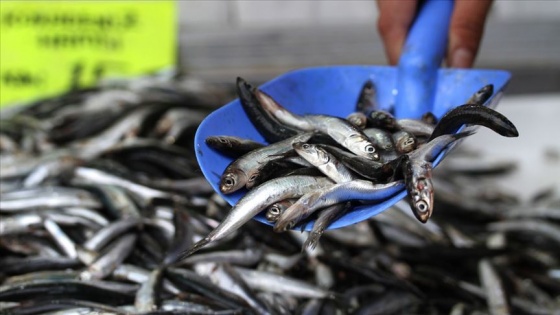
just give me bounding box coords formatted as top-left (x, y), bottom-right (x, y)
top-left (408, 176), bottom-right (434, 223)
top-left (274, 193), bottom-right (321, 232)
top-left (265, 203), bottom-right (283, 222)
top-left (206, 136), bottom-right (233, 149)
top-left (370, 111), bottom-right (397, 129)
top-left (394, 131), bottom-right (417, 154)
top-left (347, 134), bottom-right (379, 161)
top-left (219, 169), bottom-right (247, 194)
top-left (346, 113), bottom-right (367, 129)
top-left (470, 84), bottom-right (494, 104)
top-left (294, 142), bottom-right (329, 166)
top-left (245, 170), bottom-right (261, 190)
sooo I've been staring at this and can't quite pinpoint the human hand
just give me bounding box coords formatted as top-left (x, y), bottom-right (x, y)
top-left (376, 0), bottom-right (493, 68)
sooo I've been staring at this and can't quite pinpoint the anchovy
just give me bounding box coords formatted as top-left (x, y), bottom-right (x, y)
top-left (233, 267), bottom-right (335, 299)
top-left (409, 129), bottom-right (476, 163)
top-left (112, 264), bottom-right (180, 295)
top-left (430, 104), bottom-right (519, 140)
top-left (154, 108), bottom-right (207, 144)
top-left (265, 199), bottom-right (297, 223)
top-left (204, 263), bottom-right (272, 315)
top-left (219, 132), bottom-right (314, 193)
top-left (134, 267), bottom-right (163, 312)
top-left (179, 248), bottom-right (263, 267)
top-left (251, 91), bottom-right (379, 160)
top-left (205, 136), bottom-right (265, 158)
top-left (355, 80), bottom-right (378, 114)
top-left (303, 202), bottom-right (350, 250)
top-left (81, 233), bottom-right (137, 280)
top-left (363, 128), bottom-right (394, 151)
top-left (367, 110), bottom-right (399, 131)
top-left (163, 208), bottom-right (193, 266)
top-left (0, 279), bottom-right (138, 304)
top-left (293, 142), bottom-right (356, 183)
top-left (237, 77), bottom-right (298, 142)
top-left (421, 112), bottom-right (438, 125)
top-left (346, 112), bottom-right (368, 129)
top-left (255, 89), bottom-right (313, 131)
top-left (182, 176), bottom-right (334, 257)
top-left (71, 167), bottom-right (185, 207)
top-left (478, 259), bottom-right (510, 315)
top-left (22, 156), bottom-right (83, 188)
top-left (274, 180), bottom-right (404, 232)
top-left (391, 130), bottom-right (417, 154)
top-left (397, 119), bottom-right (435, 138)
top-left (83, 218), bottom-right (141, 251)
top-left (166, 267), bottom-right (252, 312)
top-left (70, 106), bottom-right (154, 159)
top-left (0, 186), bottom-right (101, 212)
top-left (44, 219), bottom-right (78, 259)
top-left (0, 213), bottom-right (43, 236)
top-left (488, 220), bottom-right (560, 244)
top-left (466, 84), bottom-right (494, 105)
top-left (303, 115), bottom-right (379, 160)
top-left (402, 158), bottom-right (434, 223)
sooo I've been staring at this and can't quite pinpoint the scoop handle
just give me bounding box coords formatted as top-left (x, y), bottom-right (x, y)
top-left (394, 0), bottom-right (454, 119)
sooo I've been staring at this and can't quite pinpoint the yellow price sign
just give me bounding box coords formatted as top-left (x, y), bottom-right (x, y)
top-left (0, 1), bottom-right (176, 107)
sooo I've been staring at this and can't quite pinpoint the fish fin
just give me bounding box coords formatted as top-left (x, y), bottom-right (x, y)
top-left (302, 231), bottom-right (322, 251)
top-left (458, 126), bottom-right (478, 137)
top-left (178, 238), bottom-right (210, 261)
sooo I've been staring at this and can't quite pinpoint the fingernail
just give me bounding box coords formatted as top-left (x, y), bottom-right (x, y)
top-left (450, 48), bottom-right (474, 68)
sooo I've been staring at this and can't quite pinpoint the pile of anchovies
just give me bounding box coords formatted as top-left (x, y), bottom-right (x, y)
top-left (190, 78), bottom-right (520, 256)
top-left (1, 72), bottom-right (559, 315)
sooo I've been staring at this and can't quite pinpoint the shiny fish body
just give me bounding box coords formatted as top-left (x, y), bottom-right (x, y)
top-left (304, 115), bottom-right (379, 160)
top-left (184, 176), bottom-right (334, 257)
top-left (274, 180), bottom-right (404, 231)
top-left (219, 132), bottom-right (314, 194)
top-left (293, 142), bottom-right (356, 184)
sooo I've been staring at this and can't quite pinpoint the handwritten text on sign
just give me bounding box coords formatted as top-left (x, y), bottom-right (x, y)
top-left (0, 1), bottom-right (176, 107)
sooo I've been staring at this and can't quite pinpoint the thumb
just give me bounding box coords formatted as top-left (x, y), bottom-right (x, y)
top-left (447, 0), bottom-right (493, 68)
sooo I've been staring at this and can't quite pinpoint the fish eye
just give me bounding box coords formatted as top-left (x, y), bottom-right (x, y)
top-left (270, 207), bottom-right (280, 215)
top-left (224, 178), bottom-right (234, 186)
top-left (219, 138), bottom-right (228, 143)
top-left (302, 144), bottom-right (310, 149)
top-left (249, 174), bottom-right (258, 182)
top-left (405, 138), bottom-right (414, 145)
top-left (365, 145), bottom-right (375, 153)
top-left (416, 201), bottom-right (428, 213)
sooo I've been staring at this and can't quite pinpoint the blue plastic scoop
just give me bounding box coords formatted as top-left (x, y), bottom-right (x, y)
top-left (194, 0), bottom-right (511, 230)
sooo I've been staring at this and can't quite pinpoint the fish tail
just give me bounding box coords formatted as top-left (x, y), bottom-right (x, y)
top-left (303, 231), bottom-right (322, 251)
top-left (178, 238), bottom-right (210, 261)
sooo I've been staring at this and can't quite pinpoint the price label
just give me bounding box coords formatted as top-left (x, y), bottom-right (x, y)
top-left (0, 1), bottom-right (176, 107)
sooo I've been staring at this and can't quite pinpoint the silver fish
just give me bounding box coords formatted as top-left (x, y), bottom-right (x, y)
top-left (274, 180), bottom-right (404, 232)
top-left (219, 132), bottom-right (314, 194)
top-left (346, 112), bottom-right (368, 129)
top-left (304, 115), bottom-right (379, 160)
top-left (397, 119), bottom-right (435, 137)
top-left (182, 175), bottom-right (334, 257)
top-left (293, 142), bottom-right (356, 184)
top-left (134, 267), bottom-right (163, 312)
top-left (81, 233), bottom-right (137, 280)
top-left (234, 267), bottom-right (335, 299)
top-left (303, 202), bottom-right (350, 250)
top-left (265, 199), bottom-right (297, 223)
top-left (478, 259), bottom-right (510, 315)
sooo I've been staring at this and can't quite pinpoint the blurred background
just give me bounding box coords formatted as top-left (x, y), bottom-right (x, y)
top-left (178, 0), bottom-right (560, 95)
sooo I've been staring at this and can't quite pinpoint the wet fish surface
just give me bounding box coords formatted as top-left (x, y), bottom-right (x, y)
top-left (2, 73), bottom-right (554, 315)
